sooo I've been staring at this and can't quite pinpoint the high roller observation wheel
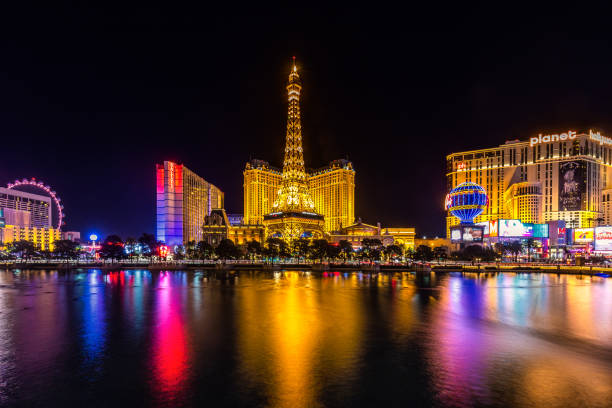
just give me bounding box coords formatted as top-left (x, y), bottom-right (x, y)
top-left (7, 178), bottom-right (65, 229)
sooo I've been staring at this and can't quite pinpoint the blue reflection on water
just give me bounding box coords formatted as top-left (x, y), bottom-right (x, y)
top-left (81, 270), bottom-right (106, 366)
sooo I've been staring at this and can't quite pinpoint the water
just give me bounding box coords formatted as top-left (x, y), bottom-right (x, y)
top-left (0, 270), bottom-right (611, 408)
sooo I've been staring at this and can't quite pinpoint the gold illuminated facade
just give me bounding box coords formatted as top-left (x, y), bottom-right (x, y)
top-left (0, 224), bottom-right (61, 251)
top-left (201, 209), bottom-right (265, 246)
top-left (328, 219), bottom-right (415, 250)
top-left (244, 159), bottom-right (355, 233)
top-left (309, 160), bottom-right (355, 232)
top-left (446, 130), bottom-right (612, 237)
top-left (381, 227), bottom-right (416, 250)
top-left (243, 160), bottom-right (282, 225)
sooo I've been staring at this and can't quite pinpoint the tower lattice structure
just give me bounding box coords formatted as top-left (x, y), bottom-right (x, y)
top-left (263, 58), bottom-right (325, 241)
top-left (272, 58), bottom-right (316, 213)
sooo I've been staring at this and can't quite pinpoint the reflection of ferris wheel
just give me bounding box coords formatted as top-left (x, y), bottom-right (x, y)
top-left (7, 178), bottom-right (65, 229)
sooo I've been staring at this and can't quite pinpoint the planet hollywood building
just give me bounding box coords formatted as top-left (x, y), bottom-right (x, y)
top-left (446, 130), bottom-right (612, 238)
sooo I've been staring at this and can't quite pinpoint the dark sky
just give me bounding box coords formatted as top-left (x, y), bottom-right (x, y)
top-left (2, 4), bottom-right (612, 239)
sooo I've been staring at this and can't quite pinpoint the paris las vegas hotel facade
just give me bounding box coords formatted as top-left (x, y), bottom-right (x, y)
top-left (446, 129), bottom-right (612, 237)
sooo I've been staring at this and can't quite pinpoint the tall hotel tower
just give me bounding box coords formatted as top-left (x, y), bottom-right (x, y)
top-left (243, 60), bottom-right (355, 233)
top-left (156, 161), bottom-right (224, 246)
top-left (446, 130), bottom-right (612, 237)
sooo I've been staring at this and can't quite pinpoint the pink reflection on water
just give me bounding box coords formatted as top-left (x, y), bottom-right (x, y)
top-left (427, 277), bottom-right (492, 406)
top-left (151, 272), bottom-right (189, 403)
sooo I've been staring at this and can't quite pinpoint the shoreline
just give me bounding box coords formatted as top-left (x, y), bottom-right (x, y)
top-left (0, 262), bottom-right (610, 276)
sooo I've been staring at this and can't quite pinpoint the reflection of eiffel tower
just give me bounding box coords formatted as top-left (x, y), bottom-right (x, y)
top-left (263, 58), bottom-right (325, 242)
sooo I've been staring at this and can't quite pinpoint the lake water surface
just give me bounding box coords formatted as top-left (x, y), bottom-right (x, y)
top-left (0, 269), bottom-right (611, 407)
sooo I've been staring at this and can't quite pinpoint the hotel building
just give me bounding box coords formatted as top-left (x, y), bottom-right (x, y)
top-left (156, 161), bottom-right (224, 246)
top-left (0, 187), bottom-right (51, 228)
top-left (243, 159), bottom-right (282, 226)
top-left (0, 225), bottom-right (61, 251)
top-left (243, 159), bottom-right (355, 233)
top-left (309, 159), bottom-right (355, 232)
top-left (446, 129), bottom-right (612, 237)
top-left (0, 189), bottom-right (60, 251)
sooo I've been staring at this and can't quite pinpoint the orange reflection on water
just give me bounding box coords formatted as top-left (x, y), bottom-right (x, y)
top-left (237, 271), bottom-right (366, 408)
top-left (519, 355), bottom-right (612, 408)
top-left (269, 272), bottom-right (320, 407)
top-left (564, 275), bottom-right (612, 343)
top-left (152, 273), bottom-right (189, 403)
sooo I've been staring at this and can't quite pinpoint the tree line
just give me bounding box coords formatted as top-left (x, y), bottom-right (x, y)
top-left (0, 233), bottom-right (547, 263)
top-left (0, 235), bottom-right (429, 262)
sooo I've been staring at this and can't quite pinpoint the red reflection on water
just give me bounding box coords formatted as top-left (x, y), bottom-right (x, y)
top-left (152, 273), bottom-right (189, 401)
top-left (105, 271), bottom-right (126, 286)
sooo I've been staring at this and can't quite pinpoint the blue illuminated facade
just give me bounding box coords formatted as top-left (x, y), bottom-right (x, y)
top-left (445, 182), bottom-right (489, 224)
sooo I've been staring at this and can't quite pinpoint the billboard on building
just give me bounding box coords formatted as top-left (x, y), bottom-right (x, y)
top-left (476, 221), bottom-right (489, 236)
top-left (499, 219), bottom-right (548, 238)
top-left (557, 227), bottom-right (566, 245)
top-left (595, 227), bottom-right (612, 251)
top-left (474, 220), bottom-right (499, 237)
top-left (574, 228), bottom-right (594, 243)
top-left (489, 220), bottom-right (498, 237)
top-left (499, 219), bottom-right (532, 237)
top-left (532, 224), bottom-right (549, 238)
top-left (462, 226), bottom-right (483, 242)
top-left (450, 227), bottom-right (462, 242)
top-left (559, 161), bottom-right (585, 211)
top-left (451, 225), bottom-right (484, 243)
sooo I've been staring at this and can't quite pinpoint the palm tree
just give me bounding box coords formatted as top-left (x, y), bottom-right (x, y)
top-left (384, 244), bottom-right (403, 262)
top-left (53, 240), bottom-right (81, 260)
top-left (266, 238), bottom-right (289, 260)
top-left (246, 240), bottom-right (262, 261)
top-left (8, 240), bottom-right (37, 260)
top-left (216, 239), bottom-right (239, 260)
top-left (338, 240), bottom-right (354, 262)
top-left (292, 238), bottom-right (310, 261)
top-left (432, 246), bottom-right (447, 263)
top-left (525, 238), bottom-right (536, 262)
top-left (505, 241), bottom-right (523, 262)
top-left (185, 240), bottom-right (197, 259)
top-left (310, 239), bottom-right (329, 263)
top-left (138, 233), bottom-right (157, 260)
top-left (196, 240), bottom-right (214, 259)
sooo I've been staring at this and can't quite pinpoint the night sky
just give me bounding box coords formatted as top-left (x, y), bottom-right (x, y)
top-left (2, 4), bottom-right (612, 239)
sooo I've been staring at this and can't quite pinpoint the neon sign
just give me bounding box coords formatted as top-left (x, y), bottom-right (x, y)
top-left (588, 130), bottom-right (612, 146)
top-left (595, 227), bottom-right (612, 251)
top-left (574, 228), bottom-right (594, 243)
top-left (530, 131), bottom-right (576, 147)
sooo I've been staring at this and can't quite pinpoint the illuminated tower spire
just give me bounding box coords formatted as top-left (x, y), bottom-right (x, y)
top-left (283, 56), bottom-right (306, 181)
top-left (272, 57), bottom-right (316, 212)
top-left (263, 58), bottom-right (325, 241)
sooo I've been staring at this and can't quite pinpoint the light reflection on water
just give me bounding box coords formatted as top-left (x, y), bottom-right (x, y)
top-left (0, 270), bottom-right (611, 407)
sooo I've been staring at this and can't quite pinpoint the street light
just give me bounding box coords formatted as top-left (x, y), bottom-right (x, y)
top-left (89, 234), bottom-right (98, 258)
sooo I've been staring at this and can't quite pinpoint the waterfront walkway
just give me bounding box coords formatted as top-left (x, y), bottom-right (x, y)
top-left (1, 259), bottom-right (611, 275)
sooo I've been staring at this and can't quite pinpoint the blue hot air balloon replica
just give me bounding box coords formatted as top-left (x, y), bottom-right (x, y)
top-left (445, 182), bottom-right (489, 224)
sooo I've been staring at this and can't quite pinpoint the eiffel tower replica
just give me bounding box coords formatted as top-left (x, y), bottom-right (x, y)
top-left (263, 58), bottom-right (325, 242)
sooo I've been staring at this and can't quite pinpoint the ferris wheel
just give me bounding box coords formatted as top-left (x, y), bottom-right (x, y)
top-left (7, 178), bottom-right (65, 229)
